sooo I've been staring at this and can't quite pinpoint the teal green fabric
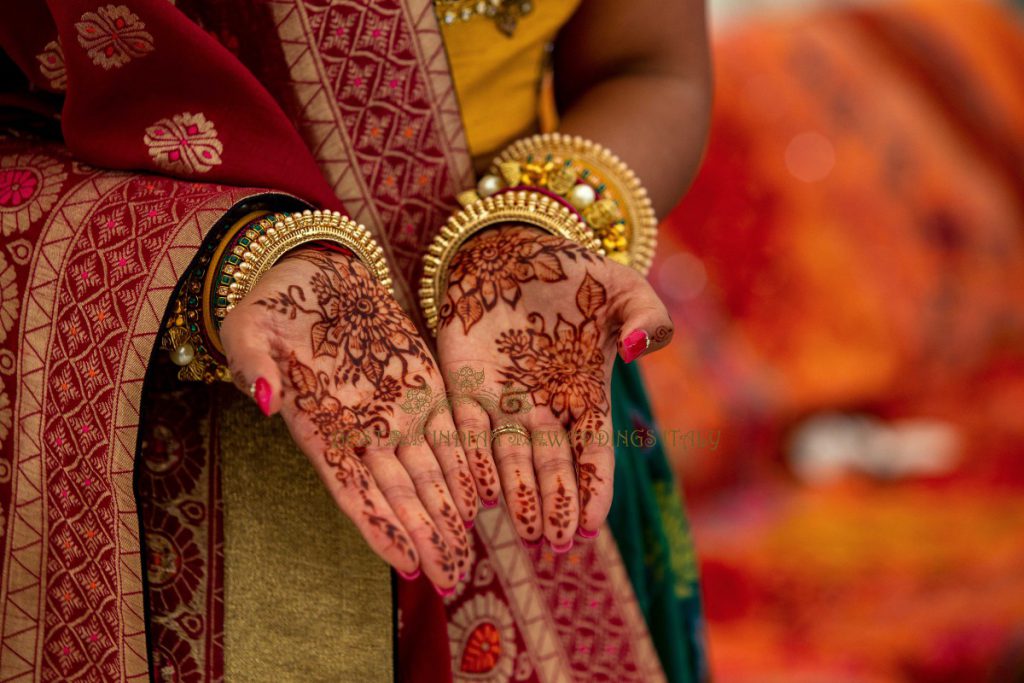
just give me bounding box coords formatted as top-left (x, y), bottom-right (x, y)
top-left (607, 359), bottom-right (708, 683)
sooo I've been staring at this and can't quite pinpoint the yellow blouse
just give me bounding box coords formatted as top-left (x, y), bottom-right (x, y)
top-left (440, 0), bottom-right (582, 159)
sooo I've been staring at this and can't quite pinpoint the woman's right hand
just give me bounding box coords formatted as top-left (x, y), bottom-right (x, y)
top-left (219, 248), bottom-right (478, 593)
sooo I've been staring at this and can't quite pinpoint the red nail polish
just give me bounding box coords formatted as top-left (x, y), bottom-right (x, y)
top-left (482, 498), bottom-right (499, 509)
top-left (464, 519), bottom-right (475, 530)
top-left (398, 568), bottom-right (420, 581)
top-left (254, 377), bottom-right (272, 417)
top-left (578, 527), bottom-right (600, 539)
top-left (435, 584), bottom-right (456, 597)
top-left (551, 539), bottom-right (574, 554)
top-left (621, 329), bottom-right (649, 364)
top-left (521, 537), bottom-right (542, 548)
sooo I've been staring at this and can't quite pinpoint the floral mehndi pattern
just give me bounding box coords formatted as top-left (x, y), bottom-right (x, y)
top-left (244, 250), bottom-right (472, 583)
top-left (144, 113), bottom-right (224, 175)
top-left (75, 5), bottom-right (155, 69)
top-left (495, 273), bottom-right (610, 422)
top-left (285, 352), bottom-right (419, 566)
top-left (440, 229), bottom-right (595, 334)
top-left (257, 251), bottom-right (433, 393)
top-left (434, 226), bottom-right (647, 537)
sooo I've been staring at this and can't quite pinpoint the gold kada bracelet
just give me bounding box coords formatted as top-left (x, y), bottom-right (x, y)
top-left (420, 190), bottom-right (601, 335)
top-left (225, 209), bottom-right (393, 317)
top-left (463, 133), bottom-right (658, 275)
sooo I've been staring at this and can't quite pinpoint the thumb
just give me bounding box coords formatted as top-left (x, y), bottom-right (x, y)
top-left (614, 279), bottom-right (674, 364)
top-left (220, 310), bottom-right (285, 417)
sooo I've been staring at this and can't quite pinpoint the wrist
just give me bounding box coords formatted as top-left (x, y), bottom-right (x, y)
top-left (457, 222), bottom-right (539, 249)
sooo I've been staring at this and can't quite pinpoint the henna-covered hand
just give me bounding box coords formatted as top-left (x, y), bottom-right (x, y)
top-left (220, 250), bottom-right (478, 593)
top-left (436, 226), bottom-right (674, 547)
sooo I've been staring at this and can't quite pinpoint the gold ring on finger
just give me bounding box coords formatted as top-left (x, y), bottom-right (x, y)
top-left (491, 423), bottom-right (530, 441)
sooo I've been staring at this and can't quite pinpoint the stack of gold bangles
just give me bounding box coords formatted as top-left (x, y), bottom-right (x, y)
top-left (420, 133), bottom-right (657, 335)
top-left (162, 209), bottom-right (392, 383)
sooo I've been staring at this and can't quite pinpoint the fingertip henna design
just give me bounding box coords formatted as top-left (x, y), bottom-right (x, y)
top-left (571, 411), bottom-right (607, 528)
top-left (422, 513), bottom-right (458, 584)
top-left (456, 467), bottom-right (477, 513)
top-left (547, 476), bottom-right (574, 542)
top-left (651, 325), bottom-right (673, 344)
top-left (469, 449), bottom-right (498, 501)
top-left (512, 468), bottom-right (539, 537)
top-left (434, 482), bottom-right (471, 573)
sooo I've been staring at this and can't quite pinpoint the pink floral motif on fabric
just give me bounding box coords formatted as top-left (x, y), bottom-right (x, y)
top-left (0, 153), bottom-right (67, 236)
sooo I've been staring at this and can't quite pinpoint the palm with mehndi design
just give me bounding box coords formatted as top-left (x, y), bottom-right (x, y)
top-left (435, 226), bottom-right (675, 547)
top-left (220, 250), bottom-right (477, 593)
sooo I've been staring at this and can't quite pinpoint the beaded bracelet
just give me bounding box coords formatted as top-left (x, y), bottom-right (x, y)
top-left (420, 190), bottom-right (600, 334)
top-left (459, 133), bottom-right (658, 275)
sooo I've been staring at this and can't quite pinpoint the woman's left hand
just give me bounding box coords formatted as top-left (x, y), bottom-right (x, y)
top-left (434, 225), bottom-right (674, 547)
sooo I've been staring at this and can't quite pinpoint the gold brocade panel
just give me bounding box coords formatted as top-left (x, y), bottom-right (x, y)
top-left (219, 393), bottom-right (392, 682)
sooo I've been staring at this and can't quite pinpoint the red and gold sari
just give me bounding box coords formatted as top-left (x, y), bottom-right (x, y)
top-left (0, 1), bottom-right (702, 680)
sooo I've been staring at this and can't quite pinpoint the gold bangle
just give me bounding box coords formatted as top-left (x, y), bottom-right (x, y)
top-left (466, 133), bottom-right (657, 276)
top-left (420, 190), bottom-right (601, 335)
top-left (225, 209), bottom-right (393, 315)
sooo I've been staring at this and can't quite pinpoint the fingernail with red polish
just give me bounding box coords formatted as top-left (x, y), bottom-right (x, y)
top-left (578, 527), bottom-right (600, 539)
top-left (464, 519), bottom-right (475, 530)
top-left (435, 584), bottom-right (456, 597)
top-left (621, 329), bottom-right (649, 364)
top-left (398, 568), bottom-right (420, 581)
top-left (521, 537), bottom-right (542, 548)
top-left (551, 539), bottom-right (574, 554)
top-left (254, 377), bottom-right (273, 417)
top-left (482, 498), bottom-right (499, 509)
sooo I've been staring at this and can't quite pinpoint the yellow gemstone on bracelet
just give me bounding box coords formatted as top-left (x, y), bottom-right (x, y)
top-left (457, 189), bottom-right (481, 207)
top-left (498, 161), bottom-right (522, 186)
top-left (548, 167), bottom-right (577, 194)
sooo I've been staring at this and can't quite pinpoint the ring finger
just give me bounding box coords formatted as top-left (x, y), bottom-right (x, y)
top-left (486, 409), bottom-right (542, 543)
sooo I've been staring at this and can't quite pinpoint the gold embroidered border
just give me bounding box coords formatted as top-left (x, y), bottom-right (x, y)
top-left (1, 173), bottom-right (257, 680)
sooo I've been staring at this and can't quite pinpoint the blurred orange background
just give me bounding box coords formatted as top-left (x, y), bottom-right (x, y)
top-left (646, 0), bottom-right (1024, 680)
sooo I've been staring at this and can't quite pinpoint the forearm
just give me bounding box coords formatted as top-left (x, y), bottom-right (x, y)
top-left (558, 73), bottom-right (711, 217)
top-left (553, 0), bottom-right (712, 217)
